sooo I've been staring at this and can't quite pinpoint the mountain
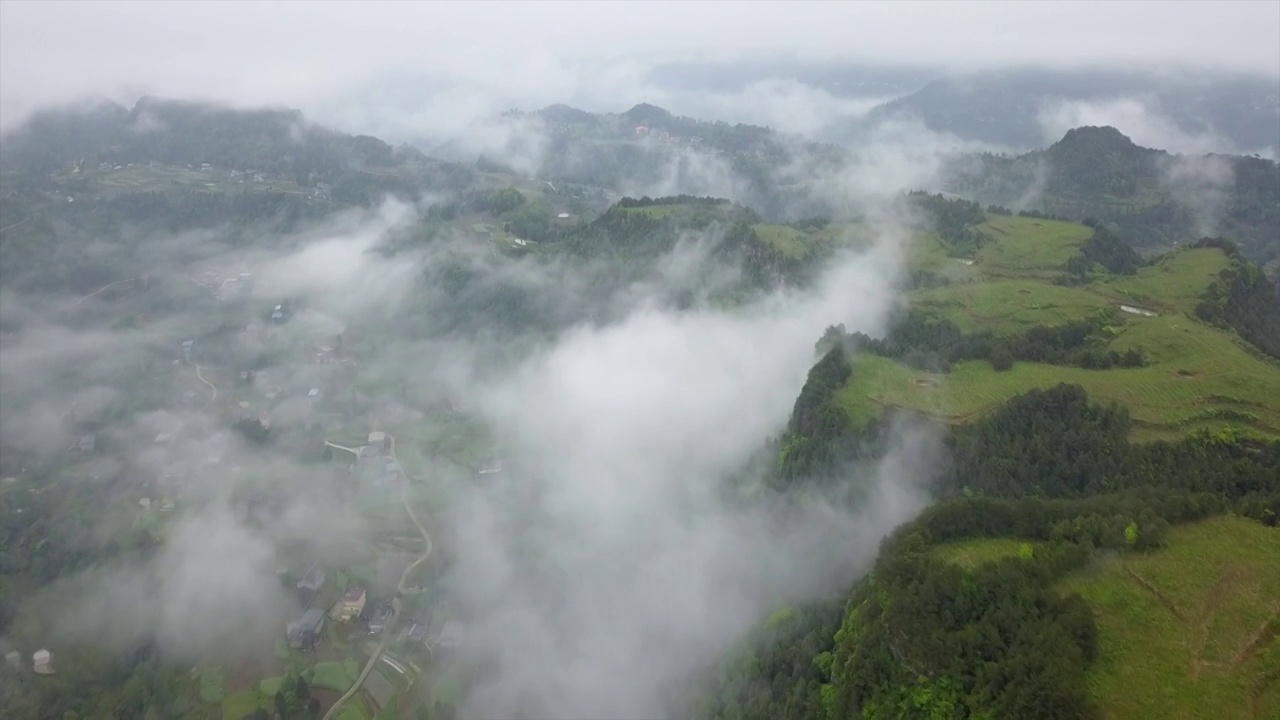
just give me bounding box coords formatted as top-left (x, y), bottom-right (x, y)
top-left (644, 58), bottom-right (936, 99)
top-left (2, 91), bottom-right (1279, 720)
top-left (846, 67), bottom-right (1280, 155)
top-left (434, 102), bottom-right (851, 221)
top-left (697, 203), bottom-right (1280, 720)
top-left (0, 96), bottom-right (452, 187)
top-left (939, 126), bottom-right (1280, 274)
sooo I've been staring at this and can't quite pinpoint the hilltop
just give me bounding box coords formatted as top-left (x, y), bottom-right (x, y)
top-left (434, 101), bottom-right (850, 220)
top-left (940, 126), bottom-right (1280, 275)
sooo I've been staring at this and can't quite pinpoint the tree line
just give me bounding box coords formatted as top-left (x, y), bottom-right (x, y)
top-left (1193, 238), bottom-right (1280, 361)
top-left (831, 310), bottom-right (1147, 374)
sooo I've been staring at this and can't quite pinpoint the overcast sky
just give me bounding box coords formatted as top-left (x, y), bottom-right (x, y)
top-left (2, 0), bottom-right (1278, 133)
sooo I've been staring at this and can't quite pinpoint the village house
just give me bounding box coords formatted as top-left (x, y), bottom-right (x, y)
top-left (32, 649), bottom-right (54, 675)
top-left (330, 587), bottom-right (367, 622)
top-left (367, 601), bottom-right (393, 635)
top-left (297, 564), bottom-right (326, 593)
top-left (286, 609), bottom-right (325, 651)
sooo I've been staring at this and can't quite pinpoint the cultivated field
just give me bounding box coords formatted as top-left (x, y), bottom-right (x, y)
top-left (838, 214), bottom-right (1280, 441)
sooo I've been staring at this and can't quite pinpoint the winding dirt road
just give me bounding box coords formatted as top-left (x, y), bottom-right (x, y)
top-left (194, 363), bottom-right (217, 404)
top-left (323, 433), bottom-right (433, 720)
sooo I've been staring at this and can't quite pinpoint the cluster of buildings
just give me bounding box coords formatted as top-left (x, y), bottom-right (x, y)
top-left (281, 553), bottom-right (468, 655)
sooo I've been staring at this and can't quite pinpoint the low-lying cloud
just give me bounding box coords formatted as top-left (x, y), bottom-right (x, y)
top-left (448, 227), bottom-right (934, 718)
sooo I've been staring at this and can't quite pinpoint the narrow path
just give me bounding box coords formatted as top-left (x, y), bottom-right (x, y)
top-left (324, 441), bottom-right (361, 456)
top-left (0, 216), bottom-right (31, 234)
top-left (194, 364), bottom-right (217, 405)
top-left (55, 277), bottom-right (139, 314)
top-left (324, 433), bottom-right (432, 720)
top-left (1125, 567), bottom-right (1184, 620)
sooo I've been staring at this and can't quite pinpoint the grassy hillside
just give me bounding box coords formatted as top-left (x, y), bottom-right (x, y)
top-left (840, 214), bottom-right (1280, 441)
top-left (931, 516), bottom-right (1280, 720)
top-left (940, 126), bottom-right (1280, 275)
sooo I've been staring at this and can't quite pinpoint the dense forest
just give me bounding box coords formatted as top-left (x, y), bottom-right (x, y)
top-left (906, 192), bottom-right (991, 256)
top-left (1062, 222), bottom-right (1144, 281)
top-left (1192, 238), bottom-right (1280, 361)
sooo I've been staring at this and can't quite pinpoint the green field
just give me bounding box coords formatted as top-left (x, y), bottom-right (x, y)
top-left (307, 660), bottom-right (359, 692)
top-left (931, 517), bottom-right (1280, 720)
top-left (91, 165), bottom-right (313, 198)
top-left (1092, 248), bottom-right (1232, 316)
top-left (838, 214), bottom-right (1280, 441)
top-left (1057, 516), bottom-right (1280, 720)
top-left (913, 279), bottom-right (1109, 334)
top-left (933, 537), bottom-right (1036, 570)
top-left (222, 690), bottom-right (261, 720)
top-left (752, 224), bottom-right (823, 259)
top-left (975, 215), bottom-right (1095, 279)
top-left (618, 204), bottom-right (688, 219)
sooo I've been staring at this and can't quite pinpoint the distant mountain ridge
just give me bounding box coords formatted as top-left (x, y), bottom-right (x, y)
top-left (843, 67), bottom-right (1280, 155)
top-left (0, 96), bottom-right (417, 179)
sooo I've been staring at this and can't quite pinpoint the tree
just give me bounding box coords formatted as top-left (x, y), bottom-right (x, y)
top-left (1124, 521), bottom-right (1139, 546)
top-left (991, 348), bottom-right (1014, 372)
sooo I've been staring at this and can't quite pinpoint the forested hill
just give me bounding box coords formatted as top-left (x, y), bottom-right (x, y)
top-left (940, 126), bottom-right (1280, 275)
top-left (695, 198), bottom-right (1280, 720)
top-left (0, 96), bottom-right (475, 199)
top-left (436, 102), bottom-right (851, 220)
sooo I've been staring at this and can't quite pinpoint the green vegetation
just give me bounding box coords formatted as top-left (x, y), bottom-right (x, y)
top-left (709, 381), bottom-right (1279, 720)
top-left (912, 279), bottom-right (1109, 334)
top-left (835, 208), bottom-right (1280, 442)
top-left (753, 224), bottom-right (818, 260)
top-left (841, 343), bottom-right (1280, 441)
top-left (2, 94), bottom-right (1276, 720)
top-left (943, 126), bottom-right (1280, 274)
top-left (1193, 239), bottom-right (1280, 361)
top-left (198, 664), bottom-right (226, 703)
top-left (259, 677), bottom-right (282, 697)
top-left (1056, 515), bottom-right (1280, 720)
top-left (1093, 246), bottom-right (1231, 315)
top-left (221, 690), bottom-right (261, 720)
top-left (974, 214), bottom-right (1094, 278)
top-left (307, 660), bottom-right (359, 692)
top-left (933, 537), bottom-right (1037, 570)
